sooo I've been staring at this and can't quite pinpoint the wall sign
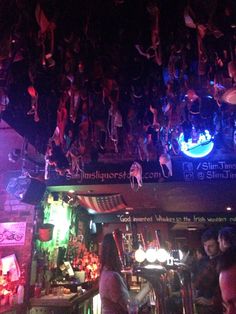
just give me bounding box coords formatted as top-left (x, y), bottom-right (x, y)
top-left (178, 130), bottom-right (214, 158)
top-left (0, 222), bottom-right (26, 246)
top-left (93, 212), bottom-right (236, 224)
top-left (182, 160), bottom-right (236, 182)
top-left (48, 158), bottom-right (236, 187)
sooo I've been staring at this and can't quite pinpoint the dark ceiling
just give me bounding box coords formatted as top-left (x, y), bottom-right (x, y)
top-left (1, 0), bottom-right (236, 155)
top-left (1, 0), bottom-right (236, 218)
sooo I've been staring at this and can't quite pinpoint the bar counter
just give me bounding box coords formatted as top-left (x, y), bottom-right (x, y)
top-left (0, 304), bottom-right (27, 314)
top-left (29, 282), bottom-right (99, 314)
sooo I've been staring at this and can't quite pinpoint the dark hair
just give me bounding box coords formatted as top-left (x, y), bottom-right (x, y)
top-left (201, 228), bottom-right (218, 244)
top-left (196, 246), bottom-right (206, 257)
top-left (181, 245), bottom-right (190, 254)
top-left (217, 247), bottom-right (236, 273)
top-left (218, 226), bottom-right (236, 248)
top-left (100, 233), bottom-right (122, 273)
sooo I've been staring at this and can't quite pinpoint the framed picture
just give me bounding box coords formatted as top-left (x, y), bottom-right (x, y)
top-left (0, 222), bottom-right (26, 246)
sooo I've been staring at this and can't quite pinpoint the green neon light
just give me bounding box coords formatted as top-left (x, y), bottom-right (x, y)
top-left (37, 202), bottom-right (72, 252)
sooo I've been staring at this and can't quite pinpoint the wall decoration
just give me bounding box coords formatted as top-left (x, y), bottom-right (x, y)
top-left (0, 222), bottom-right (26, 246)
top-left (178, 130), bottom-right (214, 158)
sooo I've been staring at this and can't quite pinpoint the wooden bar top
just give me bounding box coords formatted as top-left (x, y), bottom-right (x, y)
top-left (0, 304), bottom-right (27, 314)
top-left (30, 293), bottom-right (78, 307)
top-left (30, 282), bottom-right (99, 308)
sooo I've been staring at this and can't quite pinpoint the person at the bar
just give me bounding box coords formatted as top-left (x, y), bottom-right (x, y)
top-left (193, 228), bottom-right (223, 314)
top-left (99, 233), bottom-right (130, 313)
top-left (218, 226), bottom-right (236, 252)
top-left (218, 246), bottom-right (236, 314)
top-left (99, 233), bottom-right (151, 314)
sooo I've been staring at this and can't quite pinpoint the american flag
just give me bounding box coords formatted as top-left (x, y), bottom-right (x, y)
top-left (77, 193), bottom-right (127, 213)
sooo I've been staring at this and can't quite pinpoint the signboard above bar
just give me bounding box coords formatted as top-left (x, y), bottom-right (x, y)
top-left (48, 158), bottom-right (236, 186)
top-left (93, 211), bottom-right (236, 224)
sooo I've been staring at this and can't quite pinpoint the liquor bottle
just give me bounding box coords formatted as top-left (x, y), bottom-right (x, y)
top-left (17, 284), bottom-right (24, 304)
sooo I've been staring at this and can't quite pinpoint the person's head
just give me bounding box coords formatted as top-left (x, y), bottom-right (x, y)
top-left (100, 233), bottom-right (122, 273)
top-left (196, 246), bottom-right (206, 260)
top-left (201, 228), bottom-right (219, 259)
top-left (218, 247), bottom-right (236, 314)
top-left (218, 226), bottom-right (236, 252)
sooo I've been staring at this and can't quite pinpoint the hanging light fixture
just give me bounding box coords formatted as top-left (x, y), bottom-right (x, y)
top-left (156, 248), bottom-right (169, 263)
top-left (134, 246), bottom-right (146, 263)
top-left (145, 248), bottom-right (157, 263)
